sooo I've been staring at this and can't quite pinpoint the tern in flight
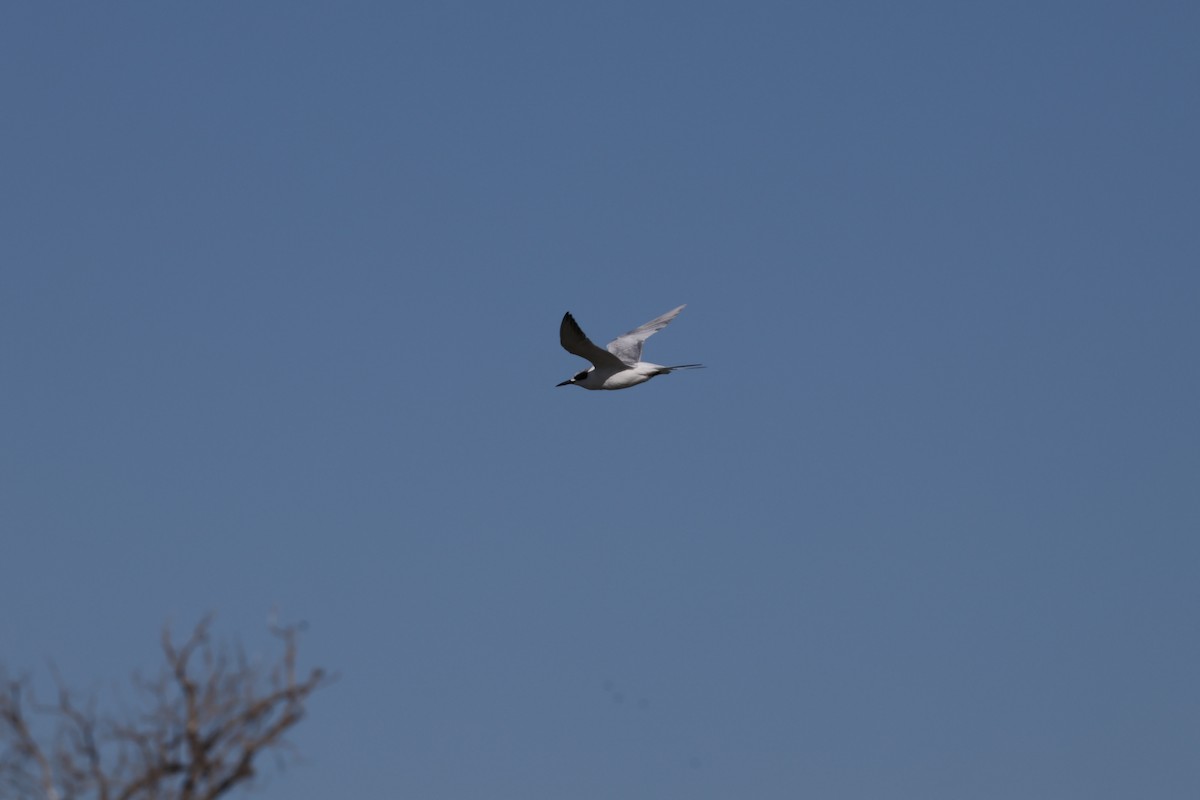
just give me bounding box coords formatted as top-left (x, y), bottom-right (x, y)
top-left (556, 305), bottom-right (704, 390)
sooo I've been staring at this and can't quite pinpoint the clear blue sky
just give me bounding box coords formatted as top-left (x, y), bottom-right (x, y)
top-left (2, 3), bottom-right (1198, 798)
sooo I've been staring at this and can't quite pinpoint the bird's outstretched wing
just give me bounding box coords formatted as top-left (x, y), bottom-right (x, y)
top-left (560, 312), bottom-right (626, 370)
top-left (605, 305), bottom-right (686, 366)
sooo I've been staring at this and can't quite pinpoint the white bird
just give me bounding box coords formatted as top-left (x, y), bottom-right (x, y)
top-left (557, 305), bottom-right (704, 390)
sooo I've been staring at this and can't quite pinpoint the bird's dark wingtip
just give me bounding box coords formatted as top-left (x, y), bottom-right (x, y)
top-left (560, 311), bottom-right (585, 337)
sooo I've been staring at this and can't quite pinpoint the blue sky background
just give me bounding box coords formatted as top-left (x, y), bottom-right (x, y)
top-left (2, 2), bottom-right (1198, 798)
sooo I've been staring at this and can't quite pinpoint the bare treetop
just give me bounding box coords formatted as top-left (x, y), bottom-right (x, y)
top-left (1, 617), bottom-right (329, 800)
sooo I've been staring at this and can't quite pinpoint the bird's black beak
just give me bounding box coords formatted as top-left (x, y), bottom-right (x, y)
top-left (556, 379), bottom-right (572, 387)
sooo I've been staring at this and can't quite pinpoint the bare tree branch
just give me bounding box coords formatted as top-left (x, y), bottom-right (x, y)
top-left (0, 617), bottom-right (329, 800)
top-left (1, 676), bottom-right (59, 800)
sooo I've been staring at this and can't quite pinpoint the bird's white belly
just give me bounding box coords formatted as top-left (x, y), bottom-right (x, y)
top-left (601, 371), bottom-right (651, 390)
top-left (594, 363), bottom-right (661, 390)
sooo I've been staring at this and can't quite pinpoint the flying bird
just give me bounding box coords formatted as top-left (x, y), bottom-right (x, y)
top-left (557, 305), bottom-right (704, 390)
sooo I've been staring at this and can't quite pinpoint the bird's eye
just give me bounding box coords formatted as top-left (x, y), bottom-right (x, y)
top-left (575, 371), bottom-right (589, 381)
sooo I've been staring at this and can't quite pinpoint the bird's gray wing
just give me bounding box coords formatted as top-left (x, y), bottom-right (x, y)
top-left (605, 305), bottom-right (686, 366)
top-left (560, 312), bottom-right (627, 370)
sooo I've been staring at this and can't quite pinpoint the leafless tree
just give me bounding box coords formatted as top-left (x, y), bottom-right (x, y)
top-left (0, 617), bottom-right (328, 800)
